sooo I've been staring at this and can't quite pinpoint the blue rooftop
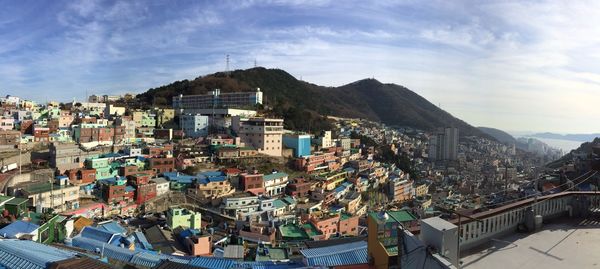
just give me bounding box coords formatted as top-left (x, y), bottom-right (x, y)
top-left (80, 226), bottom-right (118, 243)
top-left (97, 177), bottom-right (126, 185)
top-left (300, 241), bottom-right (367, 267)
top-left (0, 221), bottom-right (39, 239)
top-left (134, 231), bottom-right (153, 250)
top-left (198, 175), bottom-right (227, 184)
top-left (103, 153), bottom-right (123, 158)
top-left (0, 239), bottom-right (78, 269)
top-left (199, 171), bottom-right (224, 177)
top-left (177, 228), bottom-right (200, 240)
top-left (163, 172), bottom-right (197, 184)
top-left (125, 185), bottom-right (136, 192)
top-left (98, 221), bottom-right (127, 235)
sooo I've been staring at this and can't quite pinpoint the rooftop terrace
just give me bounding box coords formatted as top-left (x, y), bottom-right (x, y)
top-left (462, 217), bottom-right (600, 269)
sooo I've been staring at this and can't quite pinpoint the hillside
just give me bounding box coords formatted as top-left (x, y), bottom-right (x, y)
top-left (547, 138), bottom-right (600, 168)
top-left (478, 127), bottom-right (518, 145)
top-left (137, 67), bottom-right (490, 137)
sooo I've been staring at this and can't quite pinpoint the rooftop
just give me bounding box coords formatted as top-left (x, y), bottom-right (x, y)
top-left (369, 210), bottom-right (416, 223)
top-left (278, 224), bottom-right (309, 240)
top-left (20, 182), bottom-right (75, 194)
top-left (462, 218), bottom-right (600, 269)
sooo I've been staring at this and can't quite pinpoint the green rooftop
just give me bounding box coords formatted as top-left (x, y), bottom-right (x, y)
top-left (278, 224), bottom-right (309, 240)
top-left (273, 199), bottom-right (287, 209)
top-left (302, 223), bottom-right (322, 237)
top-left (0, 195), bottom-right (14, 205)
top-left (263, 172), bottom-right (288, 181)
top-left (340, 212), bottom-right (355, 221)
top-left (255, 247), bottom-right (288, 261)
top-left (5, 197), bottom-right (28, 205)
top-left (21, 182), bottom-right (73, 195)
top-left (369, 210), bottom-right (416, 223)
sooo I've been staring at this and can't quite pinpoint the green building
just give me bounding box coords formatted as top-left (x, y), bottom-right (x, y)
top-left (38, 215), bottom-right (68, 244)
top-left (167, 207), bottom-right (201, 229)
top-left (5, 197), bottom-right (29, 217)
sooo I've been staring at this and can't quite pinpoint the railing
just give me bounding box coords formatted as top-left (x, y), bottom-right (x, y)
top-left (447, 191), bottom-right (600, 251)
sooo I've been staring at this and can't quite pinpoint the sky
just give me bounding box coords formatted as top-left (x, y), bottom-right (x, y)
top-left (1, 0), bottom-right (600, 133)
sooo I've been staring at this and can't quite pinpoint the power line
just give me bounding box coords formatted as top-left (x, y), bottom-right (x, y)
top-left (482, 170), bottom-right (595, 209)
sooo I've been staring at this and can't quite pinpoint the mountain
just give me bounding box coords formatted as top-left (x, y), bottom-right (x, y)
top-left (547, 138), bottom-right (600, 168)
top-left (478, 127), bottom-right (517, 145)
top-left (530, 132), bottom-right (600, 142)
top-left (137, 67), bottom-right (490, 137)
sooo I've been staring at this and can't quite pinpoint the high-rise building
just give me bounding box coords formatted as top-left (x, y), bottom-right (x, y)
top-left (428, 127), bottom-right (458, 161)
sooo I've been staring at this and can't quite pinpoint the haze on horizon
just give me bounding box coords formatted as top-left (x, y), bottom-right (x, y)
top-left (1, 0), bottom-right (599, 134)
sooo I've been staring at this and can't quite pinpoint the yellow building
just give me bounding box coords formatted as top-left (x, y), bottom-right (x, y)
top-left (154, 108), bottom-right (175, 127)
top-left (415, 183), bottom-right (429, 197)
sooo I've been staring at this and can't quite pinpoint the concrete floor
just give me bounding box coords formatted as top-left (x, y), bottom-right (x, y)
top-left (462, 218), bottom-right (600, 269)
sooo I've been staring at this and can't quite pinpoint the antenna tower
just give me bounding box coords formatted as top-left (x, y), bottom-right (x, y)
top-left (226, 54), bottom-right (230, 75)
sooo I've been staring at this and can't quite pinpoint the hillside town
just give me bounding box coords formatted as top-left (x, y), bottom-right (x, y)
top-left (0, 91), bottom-right (585, 269)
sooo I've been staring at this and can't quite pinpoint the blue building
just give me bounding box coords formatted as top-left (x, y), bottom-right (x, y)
top-left (179, 114), bottom-right (209, 138)
top-left (283, 134), bottom-right (311, 157)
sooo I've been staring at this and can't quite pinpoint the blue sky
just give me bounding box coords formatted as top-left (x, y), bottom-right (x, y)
top-left (1, 0), bottom-right (600, 133)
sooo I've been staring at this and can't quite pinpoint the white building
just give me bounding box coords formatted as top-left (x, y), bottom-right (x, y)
top-left (232, 116), bottom-right (284, 157)
top-left (151, 177), bottom-right (170, 196)
top-left (263, 172), bottom-right (289, 197)
top-left (179, 114), bottom-right (209, 138)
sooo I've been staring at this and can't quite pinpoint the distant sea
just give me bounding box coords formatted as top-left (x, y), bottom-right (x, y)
top-left (522, 137), bottom-right (583, 153)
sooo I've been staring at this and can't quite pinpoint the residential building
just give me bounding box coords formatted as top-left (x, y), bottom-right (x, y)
top-left (167, 207), bottom-right (201, 229)
top-left (283, 133), bottom-right (311, 157)
top-left (221, 193), bottom-right (261, 217)
top-left (132, 110), bottom-right (156, 128)
top-left (188, 172), bottom-right (234, 199)
top-left (0, 117), bottom-right (14, 131)
top-left (135, 181), bottom-right (157, 204)
top-left (153, 108), bottom-right (175, 127)
top-left (66, 168), bottom-right (96, 185)
top-left (263, 172), bottom-right (289, 197)
top-left (0, 130), bottom-right (20, 146)
top-left (180, 114), bottom-right (209, 137)
top-left (429, 127), bottom-right (459, 161)
top-left (232, 116), bottom-right (284, 157)
top-left (104, 105), bottom-right (126, 119)
top-left (17, 177), bottom-right (80, 213)
top-left (388, 178), bottom-right (413, 202)
top-left (33, 125), bottom-right (50, 142)
top-left (240, 173), bottom-right (265, 195)
top-left (151, 177), bottom-right (170, 196)
top-left (148, 157), bottom-right (175, 174)
top-left (286, 177), bottom-right (312, 197)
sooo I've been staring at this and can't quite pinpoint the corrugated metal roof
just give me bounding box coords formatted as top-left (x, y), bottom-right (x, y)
top-left (134, 231), bottom-right (153, 250)
top-left (300, 241), bottom-right (367, 267)
top-left (79, 226), bottom-right (117, 243)
top-left (0, 239), bottom-right (77, 269)
top-left (0, 221), bottom-right (39, 238)
top-left (130, 251), bottom-right (162, 268)
top-left (98, 221), bottom-right (127, 235)
top-left (187, 257), bottom-right (236, 269)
